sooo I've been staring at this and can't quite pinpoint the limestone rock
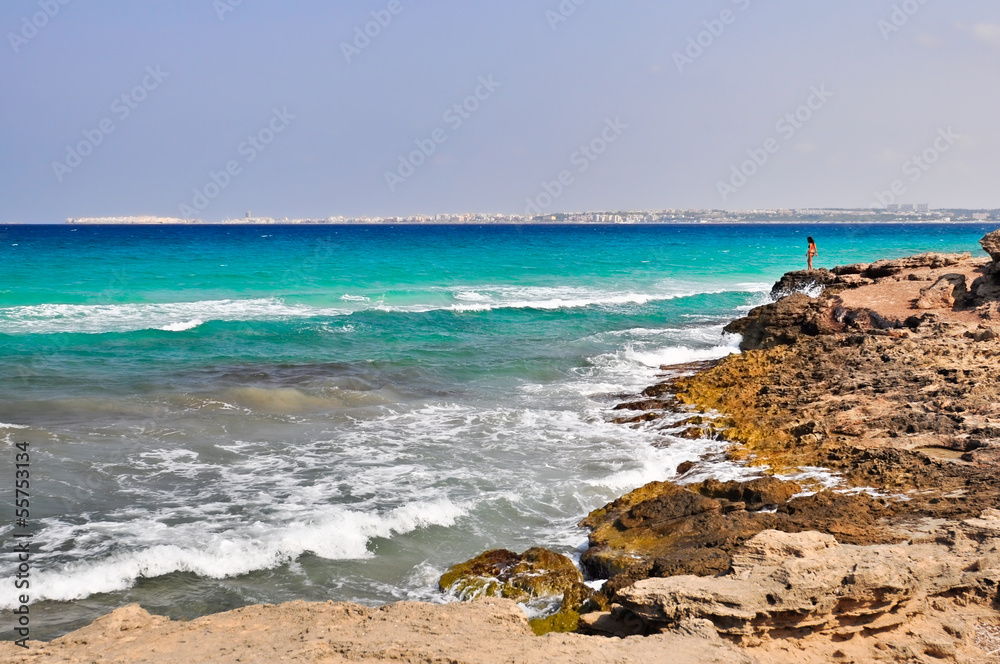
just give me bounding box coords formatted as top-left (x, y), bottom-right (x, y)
top-left (724, 292), bottom-right (832, 350)
top-left (981, 229), bottom-right (1000, 263)
top-left (616, 524), bottom-right (1000, 641)
top-left (770, 269), bottom-right (838, 298)
top-left (915, 273), bottom-right (967, 310)
top-left (578, 478), bottom-right (898, 603)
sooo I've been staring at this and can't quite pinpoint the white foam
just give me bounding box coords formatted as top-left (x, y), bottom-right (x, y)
top-left (625, 343), bottom-right (739, 368)
top-left (7, 499), bottom-right (464, 608)
top-left (0, 422), bottom-right (28, 429)
top-left (376, 283), bottom-right (762, 314)
top-left (159, 319), bottom-right (203, 332)
top-left (2, 281), bottom-right (768, 335)
top-left (0, 299), bottom-right (351, 335)
top-left (591, 434), bottom-right (757, 493)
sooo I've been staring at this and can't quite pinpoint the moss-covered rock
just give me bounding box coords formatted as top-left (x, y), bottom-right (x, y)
top-left (578, 477), bottom-right (900, 604)
top-left (439, 547), bottom-right (583, 603)
top-left (528, 609), bottom-right (579, 635)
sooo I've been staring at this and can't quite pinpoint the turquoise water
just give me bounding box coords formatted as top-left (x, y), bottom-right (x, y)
top-left (0, 222), bottom-right (994, 639)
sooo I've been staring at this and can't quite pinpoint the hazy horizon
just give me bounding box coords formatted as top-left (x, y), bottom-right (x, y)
top-left (3, 1), bottom-right (1000, 223)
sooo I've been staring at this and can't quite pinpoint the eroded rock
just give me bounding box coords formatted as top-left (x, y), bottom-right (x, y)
top-left (615, 521), bottom-right (1000, 644)
top-left (915, 273), bottom-right (967, 310)
top-left (578, 478), bottom-right (899, 604)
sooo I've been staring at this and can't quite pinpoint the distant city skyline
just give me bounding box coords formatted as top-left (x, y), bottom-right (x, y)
top-left (3, 1), bottom-right (1000, 223)
top-left (58, 206), bottom-right (1000, 227)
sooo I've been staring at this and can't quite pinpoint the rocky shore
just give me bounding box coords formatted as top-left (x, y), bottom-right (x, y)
top-left (6, 234), bottom-right (1000, 663)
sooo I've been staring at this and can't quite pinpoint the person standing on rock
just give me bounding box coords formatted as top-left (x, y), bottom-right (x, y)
top-left (807, 237), bottom-right (818, 271)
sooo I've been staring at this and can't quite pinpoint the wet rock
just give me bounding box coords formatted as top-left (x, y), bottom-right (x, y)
top-left (613, 399), bottom-right (672, 411)
top-left (675, 460), bottom-right (697, 475)
top-left (724, 293), bottom-right (834, 350)
top-left (439, 547), bottom-right (583, 603)
top-left (695, 477), bottom-right (801, 507)
top-left (439, 548), bottom-right (597, 635)
top-left (770, 269), bottom-right (838, 298)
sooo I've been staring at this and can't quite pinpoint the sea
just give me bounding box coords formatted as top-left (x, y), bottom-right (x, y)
top-left (0, 222), bottom-right (994, 640)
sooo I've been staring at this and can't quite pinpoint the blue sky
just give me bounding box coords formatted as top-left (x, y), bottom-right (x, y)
top-left (2, 0), bottom-right (999, 222)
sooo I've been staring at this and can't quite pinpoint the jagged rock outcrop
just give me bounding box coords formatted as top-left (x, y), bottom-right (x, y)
top-left (834, 252), bottom-right (973, 279)
top-left (916, 274), bottom-right (968, 310)
top-left (594, 231), bottom-right (1000, 660)
top-left (770, 269), bottom-right (839, 298)
top-left (980, 230), bottom-right (1000, 263)
top-left (578, 478), bottom-right (900, 604)
top-left (610, 519), bottom-right (1000, 659)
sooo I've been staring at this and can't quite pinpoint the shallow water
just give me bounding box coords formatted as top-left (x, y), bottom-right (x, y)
top-left (0, 222), bottom-right (993, 639)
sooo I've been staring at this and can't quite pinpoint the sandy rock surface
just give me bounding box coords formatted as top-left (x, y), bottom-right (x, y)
top-left (0, 598), bottom-right (751, 664)
top-left (615, 523), bottom-right (1000, 663)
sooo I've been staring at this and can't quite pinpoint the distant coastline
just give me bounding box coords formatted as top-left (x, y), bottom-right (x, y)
top-left (59, 207), bottom-right (1000, 226)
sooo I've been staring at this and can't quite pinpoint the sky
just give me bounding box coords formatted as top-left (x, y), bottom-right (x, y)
top-left (2, 0), bottom-right (1000, 222)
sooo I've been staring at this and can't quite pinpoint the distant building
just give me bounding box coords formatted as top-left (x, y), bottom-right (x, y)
top-left (886, 204), bottom-right (899, 212)
top-left (915, 204), bottom-right (930, 213)
top-left (973, 213), bottom-right (989, 220)
top-left (899, 204), bottom-right (915, 213)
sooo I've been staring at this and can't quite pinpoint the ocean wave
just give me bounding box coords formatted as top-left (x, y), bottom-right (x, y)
top-left (0, 299), bottom-right (351, 335)
top-left (1, 281), bottom-right (767, 334)
top-left (6, 499), bottom-right (465, 608)
top-left (624, 342), bottom-right (740, 369)
top-left (160, 319), bottom-right (203, 332)
top-left (420, 284), bottom-right (760, 313)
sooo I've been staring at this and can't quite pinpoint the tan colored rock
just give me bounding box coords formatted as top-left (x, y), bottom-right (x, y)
top-left (980, 229), bottom-right (1000, 263)
top-left (915, 273), bottom-right (967, 310)
top-left (616, 524), bottom-right (1000, 643)
top-left (0, 598), bottom-right (757, 664)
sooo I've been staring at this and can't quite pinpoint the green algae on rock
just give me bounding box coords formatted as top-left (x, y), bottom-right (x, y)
top-left (578, 478), bottom-right (901, 603)
top-left (438, 547), bottom-right (597, 635)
